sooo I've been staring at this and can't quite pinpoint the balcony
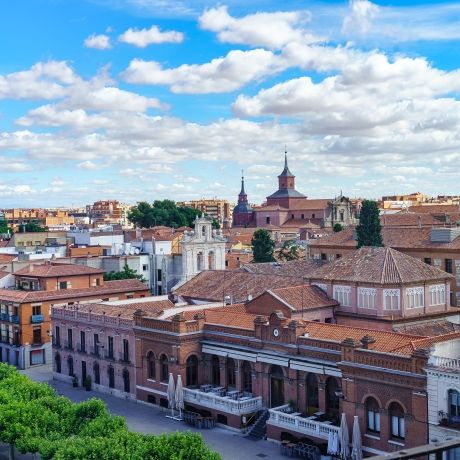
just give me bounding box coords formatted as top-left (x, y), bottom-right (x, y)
top-left (430, 356), bottom-right (460, 369)
top-left (183, 388), bottom-right (262, 416)
top-left (31, 314), bottom-right (44, 324)
top-left (267, 405), bottom-right (339, 441)
top-left (0, 313), bottom-right (9, 322)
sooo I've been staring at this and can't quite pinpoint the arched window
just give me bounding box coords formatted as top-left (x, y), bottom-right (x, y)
top-left (389, 402), bottom-right (405, 439)
top-left (93, 362), bottom-right (100, 385)
top-left (197, 252), bottom-right (204, 271)
top-left (208, 251), bottom-right (215, 270)
top-left (123, 368), bottom-right (130, 393)
top-left (270, 365), bottom-right (284, 408)
top-left (186, 355), bottom-right (198, 387)
top-left (67, 356), bottom-right (73, 376)
top-left (227, 358), bottom-right (236, 388)
top-left (241, 361), bottom-right (252, 393)
top-left (326, 377), bottom-right (340, 420)
top-left (108, 365), bottom-right (115, 388)
top-left (449, 390), bottom-right (460, 423)
top-left (306, 373), bottom-right (319, 415)
top-left (365, 397), bottom-right (380, 433)
top-left (160, 354), bottom-right (169, 382)
top-left (147, 352), bottom-right (155, 380)
top-left (55, 353), bottom-right (61, 374)
top-left (211, 355), bottom-right (220, 386)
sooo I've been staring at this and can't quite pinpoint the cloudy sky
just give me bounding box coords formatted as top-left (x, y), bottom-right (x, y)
top-left (2, 0), bottom-right (460, 207)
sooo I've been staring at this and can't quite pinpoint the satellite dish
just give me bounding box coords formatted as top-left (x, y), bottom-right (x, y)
top-left (134, 248), bottom-right (140, 255)
top-left (129, 247), bottom-right (135, 255)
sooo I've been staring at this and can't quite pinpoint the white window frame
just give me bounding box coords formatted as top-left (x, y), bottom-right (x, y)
top-left (429, 284), bottom-right (446, 306)
top-left (333, 285), bottom-right (352, 307)
top-left (367, 409), bottom-right (381, 433)
top-left (406, 287), bottom-right (424, 309)
top-left (383, 289), bottom-right (400, 310)
top-left (358, 287), bottom-right (377, 309)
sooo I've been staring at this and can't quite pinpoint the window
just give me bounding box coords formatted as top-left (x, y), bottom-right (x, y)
top-left (291, 214), bottom-right (294, 219)
top-left (424, 258), bottom-right (432, 265)
top-left (336, 254), bottom-right (341, 259)
top-left (55, 353), bottom-right (61, 373)
top-left (406, 287), bottom-right (424, 309)
top-left (32, 305), bottom-right (41, 316)
top-left (160, 354), bottom-right (169, 382)
top-left (446, 259), bottom-right (453, 274)
top-left (301, 214), bottom-right (305, 219)
top-left (312, 214), bottom-right (315, 219)
top-left (147, 352), bottom-right (155, 379)
top-left (107, 336), bottom-right (114, 359)
top-left (67, 356), bottom-right (74, 376)
top-left (81, 361), bottom-right (87, 382)
top-left (449, 390), bottom-right (460, 423)
top-left (142, 264), bottom-right (148, 271)
top-left (306, 373), bottom-right (319, 415)
top-left (122, 339), bottom-right (129, 362)
top-left (32, 328), bottom-right (41, 344)
top-left (54, 326), bottom-right (61, 347)
top-left (339, 211), bottom-right (344, 222)
top-left (108, 365), bottom-right (115, 388)
top-left (358, 287), bottom-right (377, 309)
top-left (333, 285), bottom-right (352, 307)
top-left (313, 283), bottom-right (327, 293)
top-left (59, 281), bottom-right (68, 290)
top-left (389, 402), bottom-right (405, 439)
top-left (325, 377), bottom-right (340, 420)
top-left (96, 278), bottom-right (100, 286)
top-left (93, 333), bottom-right (99, 355)
top-left (123, 368), bottom-right (130, 393)
top-left (186, 355), bottom-right (198, 387)
top-left (242, 361), bottom-right (252, 393)
top-left (321, 253), bottom-right (327, 260)
top-left (430, 284), bottom-right (446, 306)
top-left (227, 358), bottom-right (236, 388)
top-left (157, 269), bottom-right (162, 281)
top-left (384, 289), bottom-right (401, 310)
top-left (80, 331), bottom-right (86, 352)
top-left (266, 216), bottom-right (271, 225)
top-left (67, 328), bottom-right (73, 349)
top-left (365, 398), bottom-right (380, 434)
top-left (93, 362), bottom-right (100, 384)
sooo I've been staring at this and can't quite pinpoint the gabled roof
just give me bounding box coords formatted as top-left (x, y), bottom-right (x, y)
top-left (15, 262), bottom-right (103, 278)
top-left (310, 247), bottom-right (452, 284)
top-left (267, 284), bottom-right (338, 310)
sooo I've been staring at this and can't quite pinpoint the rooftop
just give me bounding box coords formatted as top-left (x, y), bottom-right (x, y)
top-left (266, 284), bottom-right (338, 311)
top-left (242, 259), bottom-right (327, 277)
top-left (310, 247), bottom-right (452, 284)
top-left (15, 262), bottom-right (103, 278)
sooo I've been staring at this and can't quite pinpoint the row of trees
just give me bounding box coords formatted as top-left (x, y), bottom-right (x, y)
top-left (250, 200), bottom-right (383, 262)
top-left (0, 363), bottom-right (220, 460)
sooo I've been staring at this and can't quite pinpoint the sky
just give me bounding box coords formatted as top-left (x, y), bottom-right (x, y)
top-left (2, 0), bottom-right (460, 207)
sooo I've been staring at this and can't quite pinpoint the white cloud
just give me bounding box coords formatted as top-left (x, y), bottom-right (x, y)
top-left (342, 0), bottom-right (379, 36)
top-left (118, 25), bottom-right (184, 47)
top-left (121, 49), bottom-right (282, 93)
top-left (77, 161), bottom-right (106, 170)
top-left (0, 61), bottom-right (80, 100)
top-left (199, 6), bottom-right (319, 49)
top-left (84, 33), bottom-right (112, 50)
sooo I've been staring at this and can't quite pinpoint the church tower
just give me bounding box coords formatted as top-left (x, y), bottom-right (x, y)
top-left (278, 150), bottom-right (295, 190)
top-left (232, 170), bottom-right (254, 227)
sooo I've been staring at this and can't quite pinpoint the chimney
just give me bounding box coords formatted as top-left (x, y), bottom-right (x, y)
top-left (360, 335), bottom-right (376, 349)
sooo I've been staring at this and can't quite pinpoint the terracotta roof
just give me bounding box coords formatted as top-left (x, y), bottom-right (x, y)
top-left (280, 219), bottom-right (321, 229)
top-left (15, 262), bottom-right (103, 278)
top-left (310, 247), bottom-right (452, 284)
top-left (394, 320), bottom-right (460, 337)
top-left (304, 322), bottom-right (422, 354)
top-left (380, 213), bottom-right (460, 228)
top-left (408, 204), bottom-right (460, 214)
top-left (391, 331), bottom-right (460, 354)
top-left (0, 279), bottom-right (148, 303)
top-left (311, 226), bottom-right (460, 251)
top-left (243, 259), bottom-right (327, 277)
top-left (174, 269), bottom-right (304, 303)
top-left (268, 285), bottom-right (338, 310)
top-left (0, 255), bottom-right (16, 263)
top-left (204, 308), bottom-right (260, 330)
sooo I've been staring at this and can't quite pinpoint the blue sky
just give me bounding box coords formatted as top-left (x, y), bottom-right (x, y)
top-left (2, 0), bottom-right (460, 207)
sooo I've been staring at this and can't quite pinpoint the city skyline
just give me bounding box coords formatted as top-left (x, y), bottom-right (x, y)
top-left (2, 0), bottom-right (460, 207)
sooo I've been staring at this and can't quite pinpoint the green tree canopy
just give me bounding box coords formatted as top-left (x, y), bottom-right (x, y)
top-left (22, 222), bottom-right (46, 233)
top-left (0, 218), bottom-right (10, 235)
top-left (103, 265), bottom-right (144, 282)
top-left (356, 200), bottom-right (383, 248)
top-left (128, 200), bottom-right (201, 229)
top-left (277, 240), bottom-right (300, 261)
top-left (251, 229), bottom-right (275, 263)
top-left (333, 223), bottom-right (343, 233)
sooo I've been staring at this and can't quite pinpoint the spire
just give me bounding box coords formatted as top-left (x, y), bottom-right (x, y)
top-left (279, 148), bottom-right (294, 178)
top-left (240, 169), bottom-right (246, 195)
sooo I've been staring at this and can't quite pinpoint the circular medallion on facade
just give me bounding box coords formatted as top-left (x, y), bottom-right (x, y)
top-left (273, 328), bottom-right (279, 338)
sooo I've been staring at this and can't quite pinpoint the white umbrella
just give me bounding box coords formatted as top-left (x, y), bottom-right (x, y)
top-left (351, 416), bottom-right (363, 460)
top-left (327, 431), bottom-right (335, 455)
top-left (175, 374), bottom-right (184, 419)
top-left (338, 413), bottom-right (350, 459)
top-left (167, 372), bottom-right (175, 417)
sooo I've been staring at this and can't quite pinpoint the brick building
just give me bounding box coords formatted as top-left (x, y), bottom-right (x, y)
top-left (0, 262), bottom-right (149, 368)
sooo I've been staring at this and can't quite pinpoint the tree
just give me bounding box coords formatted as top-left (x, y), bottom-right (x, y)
top-left (103, 265), bottom-right (144, 282)
top-left (0, 218), bottom-right (10, 235)
top-left (356, 200), bottom-right (383, 248)
top-left (22, 222), bottom-right (46, 233)
top-left (128, 201), bottom-right (201, 228)
top-left (277, 240), bottom-right (300, 261)
top-left (251, 229), bottom-right (275, 263)
top-left (333, 223), bottom-right (343, 233)
top-left (211, 218), bottom-right (220, 229)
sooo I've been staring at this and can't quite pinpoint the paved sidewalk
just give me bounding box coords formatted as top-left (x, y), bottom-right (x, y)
top-left (17, 365), bottom-right (284, 460)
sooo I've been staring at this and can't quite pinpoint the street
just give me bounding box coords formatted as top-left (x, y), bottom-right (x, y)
top-left (1, 365), bottom-right (285, 460)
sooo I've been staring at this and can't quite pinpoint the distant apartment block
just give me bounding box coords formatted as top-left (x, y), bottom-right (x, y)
top-left (177, 199), bottom-right (234, 224)
top-left (86, 200), bottom-right (132, 227)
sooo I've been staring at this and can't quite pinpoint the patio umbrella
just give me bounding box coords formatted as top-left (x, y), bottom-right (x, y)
top-left (167, 373), bottom-right (175, 417)
top-left (327, 431), bottom-right (340, 456)
top-left (351, 416), bottom-right (363, 460)
top-left (338, 413), bottom-right (350, 459)
top-left (175, 374), bottom-right (184, 419)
